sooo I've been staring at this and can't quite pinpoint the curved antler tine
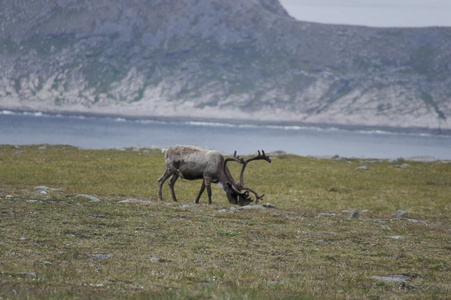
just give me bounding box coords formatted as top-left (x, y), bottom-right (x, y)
top-left (227, 182), bottom-right (248, 196)
top-left (241, 187), bottom-right (265, 203)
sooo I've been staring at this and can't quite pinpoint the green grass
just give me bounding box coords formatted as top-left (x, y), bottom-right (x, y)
top-left (1, 145), bottom-right (450, 299)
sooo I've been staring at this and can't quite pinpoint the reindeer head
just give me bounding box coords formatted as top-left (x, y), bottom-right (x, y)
top-left (223, 150), bottom-right (271, 206)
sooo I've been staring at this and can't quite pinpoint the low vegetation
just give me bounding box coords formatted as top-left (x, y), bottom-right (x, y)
top-left (1, 145), bottom-right (450, 299)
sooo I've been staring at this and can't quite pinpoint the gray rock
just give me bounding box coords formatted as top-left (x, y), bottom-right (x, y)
top-left (393, 210), bottom-right (408, 216)
top-left (34, 190), bottom-right (48, 195)
top-left (355, 166), bottom-right (369, 170)
top-left (34, 186), bottom-right (62, 191)
top-left (77, 194), bottom-right (100, 202)
top-left (395, 163), bottom-right (410, 168)
top-left (16, 272), bottom-right (37, 278)
top-left (263, 203), bottom-right (276, 208)
top-left (389, 236), bottom-right (405, 239)
top-left (371, 275), bottom-right (411, 282)
top-left (348, 209), bottom-right (360, 219)
top-left (241, 205), bottom-right (265, 210)
top-left (150, 257), bottom-right (160, 262)
top-left (118, 199), bottom-right (153, 204)
top-left (89, 254), bottom-right (112, 260)
top-left (318, 213), bottom-right (337, 216)
top-left (394, 217), bottom-right (427, 225)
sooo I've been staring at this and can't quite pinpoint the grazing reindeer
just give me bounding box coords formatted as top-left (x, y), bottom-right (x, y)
top-left (158, 145), bottom-right (271, 206)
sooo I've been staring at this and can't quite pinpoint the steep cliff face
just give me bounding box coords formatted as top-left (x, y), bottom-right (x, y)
top-left (1, 0), bottom-right (451, 129)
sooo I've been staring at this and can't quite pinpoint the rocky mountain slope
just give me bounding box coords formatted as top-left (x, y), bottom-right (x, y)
top-left (1, 0), bottom-right (451, 130)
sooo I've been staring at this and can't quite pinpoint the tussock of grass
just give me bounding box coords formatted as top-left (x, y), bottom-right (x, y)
top-left (0, 145), bottom-right (450, 299)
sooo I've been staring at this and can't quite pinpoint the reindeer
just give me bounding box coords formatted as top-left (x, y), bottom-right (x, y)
top-left (157, 145), bottom-right (271, 206)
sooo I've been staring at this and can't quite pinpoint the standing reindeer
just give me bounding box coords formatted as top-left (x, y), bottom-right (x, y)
top-left (158, 145), bottom-right (271, 206)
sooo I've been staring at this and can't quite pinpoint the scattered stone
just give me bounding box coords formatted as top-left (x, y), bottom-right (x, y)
top-left (389, 236), bottom-right (405, 239)
top-left (381, 225), bottom-right (392, 230)
top-left (14, 151), bottom-right (24, 155)
top-left (406, 218), bottom-right (427, 225)
top-left (395, 163), bottom-right (410, 168)
top-left (16, 272), bottom-right (37, 278)
top-left (267, 281), bottom-right (279, 285)
top-left (34, 190), bottom-right (48, 195)
top-left (34, 186), bottom-right (62, 191)
top-left (355, 166), bottom-right (369, 170)
top-left (42, 260), bottom-right (52, 265)
top-left (216, 209), bottom-right (228, 213)
top-left (26, 199), bottom-right (39, 203)
top-left (393, 210), bottom-right (408, 217)
top-left (117, 199), bottom-right (153, 204)
top-left (371, 275), bottom-right (411, 283)
top-left (89, 254), bottom-right (112, 260)
top-left (181, 205), bottom-right (190, 209)
top-left (318, 213), bottom-right (337, 216)
top-left (293, 198), bottom-right (304, 202)
top-left (348, 209), bottom-right (360, 219)
top-left (195, 259), bottom-right (204, 263)
top-left (240, 205), bottom-right (265, 210)
top-left (20, 237), bottom-right (27, 241)
top-left (263, 203), bottom-right (276, 208)
top-left (150, 257), bottom-right (160, 262)
top-left (394, 217), bottom-right (427, 225)
top-left (77, 194), bottom-right (100, 202)
top-left (361, 209), bottom-right (369, 213)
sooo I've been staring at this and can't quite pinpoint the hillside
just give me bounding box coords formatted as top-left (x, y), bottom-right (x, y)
top-left (1, 0), bottom-right (451, 130)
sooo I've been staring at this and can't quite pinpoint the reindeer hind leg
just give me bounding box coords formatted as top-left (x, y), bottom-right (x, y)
top-left (168, 174), bottom-right (179, 202)
top-left (158, 168), bottom-right (173, 201)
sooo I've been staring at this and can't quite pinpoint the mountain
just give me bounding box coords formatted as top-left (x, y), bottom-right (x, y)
top-left (1, 0), bottom-right (451, 130)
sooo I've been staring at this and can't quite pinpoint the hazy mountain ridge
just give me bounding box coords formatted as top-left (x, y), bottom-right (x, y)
top-left (1, 0), bottom-right (451, 130)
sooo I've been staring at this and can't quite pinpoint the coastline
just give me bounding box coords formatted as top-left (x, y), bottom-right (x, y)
top-left (2, 107), bottom-right (451, 136)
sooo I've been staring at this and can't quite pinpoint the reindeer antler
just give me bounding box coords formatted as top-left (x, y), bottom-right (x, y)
top-left (224, 150), bottom-right (271, 205)
top-left (238, 150), bottom-right (271, 188)
top-left (224, 151), bottom-right (245, 165)
top-left (241, 187), bottom-right (265, 203)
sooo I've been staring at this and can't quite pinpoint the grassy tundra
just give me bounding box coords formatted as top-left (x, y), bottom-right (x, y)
top-left (0, 145), bottom-right (450, 299)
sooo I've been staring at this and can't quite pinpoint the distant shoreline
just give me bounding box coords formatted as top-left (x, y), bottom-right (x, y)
top-left (2, 107), bottom-right (451, 136)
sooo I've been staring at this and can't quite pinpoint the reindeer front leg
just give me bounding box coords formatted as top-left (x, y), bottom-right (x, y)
top-left (195, 176), bottom-right (212, 204)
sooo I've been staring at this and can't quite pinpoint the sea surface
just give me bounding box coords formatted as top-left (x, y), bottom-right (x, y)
top-left (1, 110), bottom-right (451, 160)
